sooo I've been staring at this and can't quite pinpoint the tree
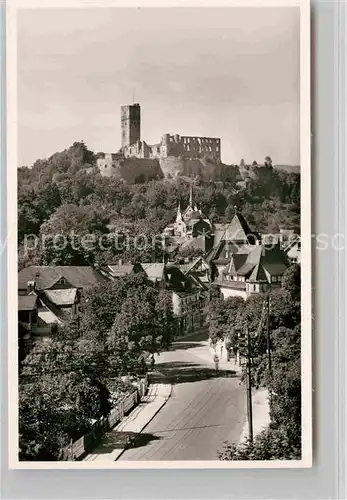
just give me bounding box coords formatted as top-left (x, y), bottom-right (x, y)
top-left (38, 203), bottom-right (110, 265)
top-left (218, 426), bottom-right (301, 461)
top-left (107, 287), bottom-right (175, 375)
top-left (19, 335), bottom-right (115, 461)
top-left (207, 295), bottom-right (244, 345)
top-left (264, 156), bottom-right (273, 167)
top-left (81, 273), bottom-right (154, 339)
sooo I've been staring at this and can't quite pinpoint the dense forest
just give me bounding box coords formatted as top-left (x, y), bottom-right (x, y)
top-left (18, 141), bottom-right (300, 268)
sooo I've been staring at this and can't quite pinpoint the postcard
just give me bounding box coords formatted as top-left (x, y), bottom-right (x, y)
top-left (7, 0), bottom-right (311, 468)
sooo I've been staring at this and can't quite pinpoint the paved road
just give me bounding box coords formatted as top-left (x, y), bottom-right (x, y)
top-left (119, 331), bottom-right (246, 461)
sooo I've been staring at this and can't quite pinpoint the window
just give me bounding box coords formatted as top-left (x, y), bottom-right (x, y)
top-left (59, 277), bottom-right (66, 285)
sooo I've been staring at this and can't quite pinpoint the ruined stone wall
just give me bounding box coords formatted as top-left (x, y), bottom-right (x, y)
top-left (159, 133), bottom-right (221, 160)
top-left (97, 154), bottom-right (163, 183)
top-left (180, 136), bottom-right (221, 160)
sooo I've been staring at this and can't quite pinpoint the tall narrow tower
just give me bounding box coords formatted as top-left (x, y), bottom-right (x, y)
top-left (121, 103), bottom-right (141, 149)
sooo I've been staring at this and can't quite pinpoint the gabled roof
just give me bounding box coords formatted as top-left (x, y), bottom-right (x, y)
top-left (186, 217), bottom-right (208, 228)
top-left (178, 256), bottom-right (209, 275)
top-left (222, 244), bottom-right (289, 283)
top-left (107, 264), bottom-right (139, 278)
top-left (248, 263), bottom-right (268, 282)
top-left (43, 288), bottom-right (78, 306)
top-left (223, 212), bottom-right (254, 243)
top-left (142, 263), bottom-right (165, 282)
top-left (206, 239), bottom-right (253, 264)
top-left (225, 253), bottom-right (248, 275)
top-left (18, 294), bottom-right (38, 311)
top-left (18, 266), bottom-right (106, 291)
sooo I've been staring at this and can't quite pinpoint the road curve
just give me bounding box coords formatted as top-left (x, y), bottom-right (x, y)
top-left (119, 334), bottom-right (246, 461)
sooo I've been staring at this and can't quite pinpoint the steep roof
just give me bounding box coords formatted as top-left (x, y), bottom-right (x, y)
top-left (225, 253), bottom-right (248, 275)
top-left (223, 212), bottom-right (254, 243)
top-left (178, 256), bottom-right (208, 275)
top-left (248, 263), bottom-right (268, 282)
top-left (18, 266), bottom-right (106, 291)
top-left (222, 245), bottom-right (289, 283)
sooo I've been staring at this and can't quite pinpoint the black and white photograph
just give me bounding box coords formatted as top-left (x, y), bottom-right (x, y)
top-left (8, 0), bottom-right (311, 467)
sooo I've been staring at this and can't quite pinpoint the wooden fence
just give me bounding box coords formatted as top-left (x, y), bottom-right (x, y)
top-left (61, 375), bottom-right (148, 461)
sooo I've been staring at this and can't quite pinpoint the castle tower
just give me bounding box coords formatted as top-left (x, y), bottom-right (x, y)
top-left (121, 103), bottom-right (141, 149)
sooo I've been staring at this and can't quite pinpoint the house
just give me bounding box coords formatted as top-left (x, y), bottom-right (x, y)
top-left (142, 261), bottom-right (208, 336)
top-left (285, 238), bottom-right (301, 264)
top-left (177, 256), bottom-right (211, 286)
top-left (18, 266), bottom-right (108, 343)
top-left (166, 264), bottom-right (208, 336)
top-left (105, 262), bottom-right (145, 279)
top-left (206, 210), bottom-right (260, 279)
top-left (18, 294), bottom-right (38, 362)
top-left (142, 262), bottom-right (166, 287)
top-left (214, 244), bottom-right (289, 300)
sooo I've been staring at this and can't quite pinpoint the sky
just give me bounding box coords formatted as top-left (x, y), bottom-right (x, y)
top-left (17, 7), bottom-right (300, 167)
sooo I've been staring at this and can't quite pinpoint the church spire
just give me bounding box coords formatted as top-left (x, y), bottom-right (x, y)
top-left (176, 200), bottom-right (183, 222)
top-left (189, 184), bottom-right (193, 207)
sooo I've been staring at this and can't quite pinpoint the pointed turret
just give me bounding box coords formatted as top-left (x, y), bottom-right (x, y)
top-left (176, 201), bottom-right (183, 222)
top-left (189, 184), bottom-right (193, 207)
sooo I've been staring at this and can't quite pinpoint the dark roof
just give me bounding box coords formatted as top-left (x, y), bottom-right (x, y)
top-left (18, 266), bottom-right (106, 291)
top-left (235, 262), bottom-right (255, 277)
top-left (18, 294), bottom-right (38, 311)
top-left (262, 261), bottom-right (288, 276)
top-left (222, 245), bottom-right (289, 283)
top-left (228, 253), bottom-right (248, 273)
top-left (248, 263), bottom-right (268, 282)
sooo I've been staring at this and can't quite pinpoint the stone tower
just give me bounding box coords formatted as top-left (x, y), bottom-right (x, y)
top-left (121, 103), bottom-right (141, 149)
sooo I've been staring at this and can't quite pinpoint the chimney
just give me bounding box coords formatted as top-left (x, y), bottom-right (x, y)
top-left (261, 246), bottom-right (266, 257)
top-left (27, 280), bottom-right (36, 294)
top-left (118, 259), bottom-right (123, 266)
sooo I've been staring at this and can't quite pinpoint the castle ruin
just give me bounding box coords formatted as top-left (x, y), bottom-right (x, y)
top-left (97, 103), bottom-right (222, 178)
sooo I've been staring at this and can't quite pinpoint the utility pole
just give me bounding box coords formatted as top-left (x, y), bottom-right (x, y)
top-left (245, 324), bottom-right (254, 443)
top-left (266, 296), bottom-right (272, 375)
